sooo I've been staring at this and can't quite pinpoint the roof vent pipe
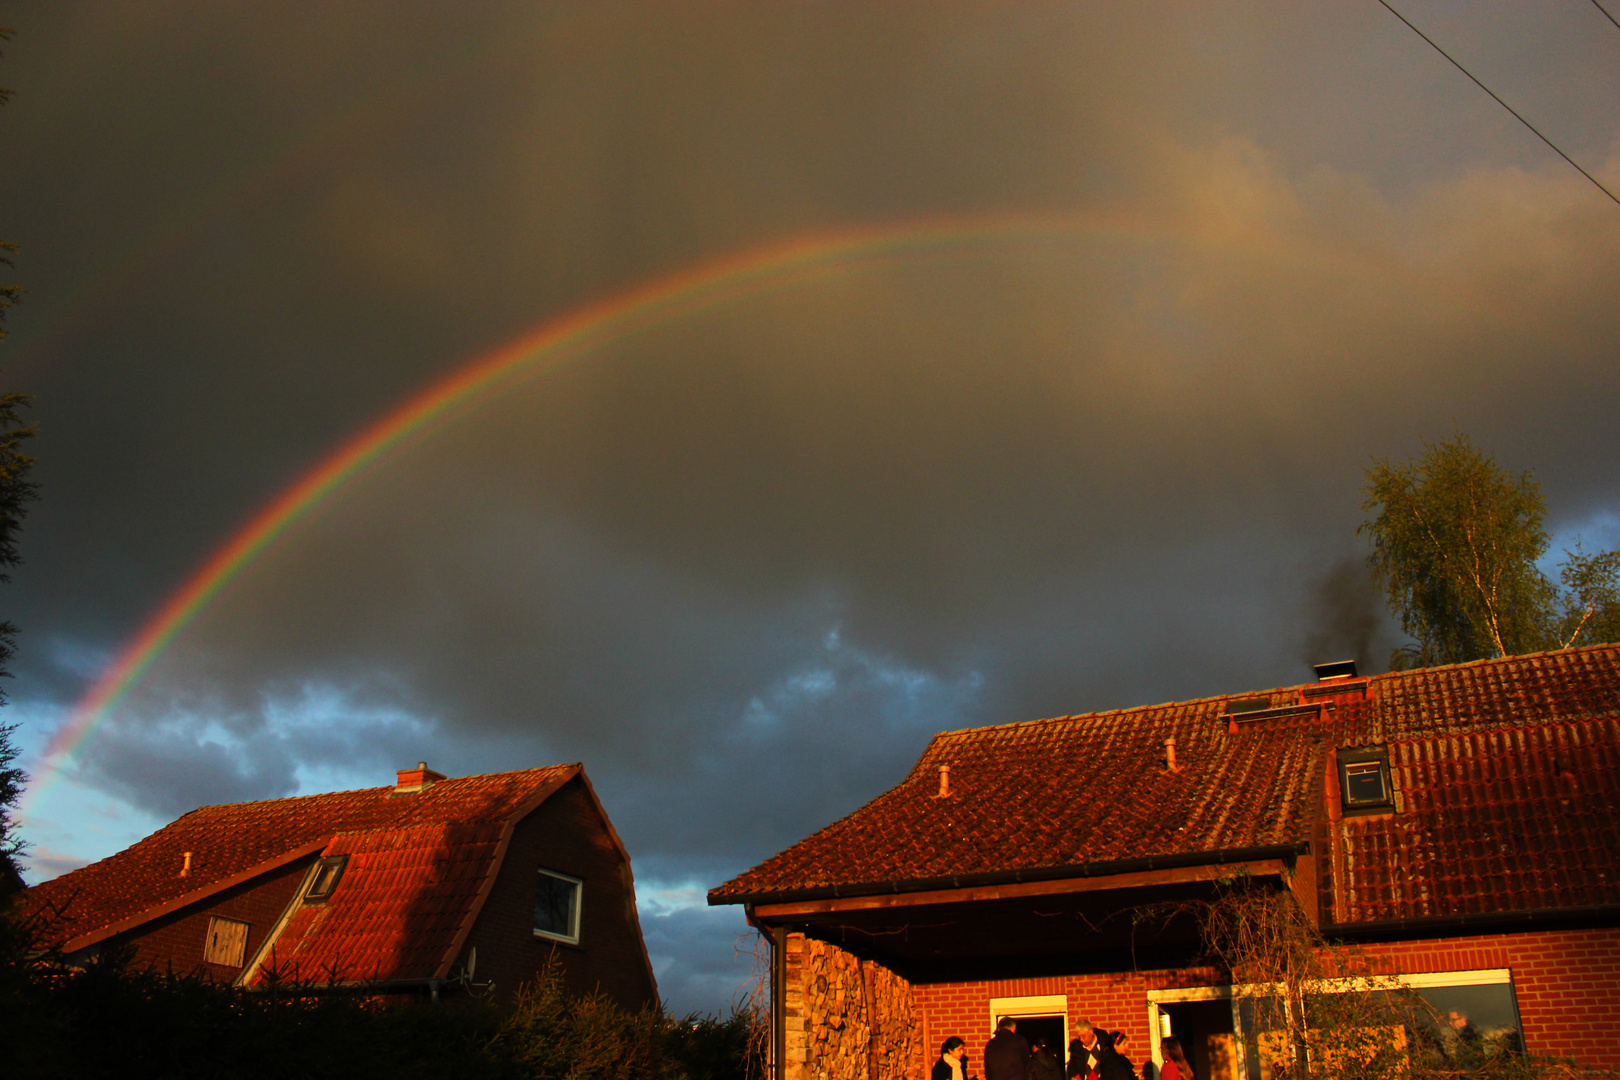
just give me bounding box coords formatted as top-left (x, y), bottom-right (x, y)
top-left (181, 851), bottom-right (192, 877)
top-left (1165, 738), bottom-right (1181, 773)
top-left (934, 765), bottom-right (951, 798)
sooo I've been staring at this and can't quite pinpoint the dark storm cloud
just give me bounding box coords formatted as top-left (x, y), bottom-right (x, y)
top-left (640, 902), bottom-right (763, 1016)
top-left (5, 0), bottom-right (1620, 1010)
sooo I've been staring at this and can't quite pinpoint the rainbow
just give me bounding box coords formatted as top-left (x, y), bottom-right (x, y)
top-left (24, 209), bottom-right (1182, 807)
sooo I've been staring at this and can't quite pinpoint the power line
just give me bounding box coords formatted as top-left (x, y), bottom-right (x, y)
top-left (1590, 0), bottom-right (1620, 34)
top-left (1375, 0), bottom-right (1620, 208)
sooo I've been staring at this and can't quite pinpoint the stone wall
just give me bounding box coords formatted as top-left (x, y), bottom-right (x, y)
top-left (783, 934), bottom-right (920, 1080)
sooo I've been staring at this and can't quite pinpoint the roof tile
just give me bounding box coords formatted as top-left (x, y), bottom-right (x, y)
top-left (713, 644), bottom-right (1620, 924)
top-left (27, 765), bottom-right (577, 980)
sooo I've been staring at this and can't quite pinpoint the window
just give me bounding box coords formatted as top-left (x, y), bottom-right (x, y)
top-left (988, 995), bottom-right (1067, 1065)
top-left (1337, 746), bottom-right (1392, 810)
top-left (1405, 970), bottom-right (1525, 1060)
top-left (534, 869), bottom-right (582, 944)
top-left (303, 855), bottom-right (348, 904)
top-left (203, 916), bottom-right (250, 967)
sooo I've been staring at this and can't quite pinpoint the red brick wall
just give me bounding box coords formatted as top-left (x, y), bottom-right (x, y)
top-left (914, 973), bottom-right (1152, 1080)
top-left (460, 775), bottom-right (657, 1011)
top-left (1368, 928), bottom-right (1620, 1069)
top-left (115, 856), bottom-right (314, 981)
top-left (909, 927), bottom-right (1620, 1073)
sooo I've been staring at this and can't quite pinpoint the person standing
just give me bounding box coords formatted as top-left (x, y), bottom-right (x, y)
top-left (1029, 1037), bottom-right (1064, 1080)
top-left (1069, 1022), bottom-right (1135, 1080)
top-left (1159, 1038), bottom-right (1193, 1080)
top-left (985, 1017), bottom-right (1032, 1080)
top-left (935, 1037), bottom-right (975, 1080)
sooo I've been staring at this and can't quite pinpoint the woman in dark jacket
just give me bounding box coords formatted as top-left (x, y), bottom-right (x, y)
top-left (934, 1037), bottom-right (972, 1080)
top-left (1029, 1038), bottom-right (1064, 1080)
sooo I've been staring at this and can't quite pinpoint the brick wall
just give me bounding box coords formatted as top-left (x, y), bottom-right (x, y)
top-left (1366, 927), bottom-right (1620, 1069)
top-left (914, 972), bottom-right (1151, 1079)
top-left (783, 934), bottom-right (920, 1080)
top-left (116, 856), bottom-right (313, 981)
top-left (906, 927), bottom-right (1620, 1073)
top-left (460, 775), bottom-right (657, 1011)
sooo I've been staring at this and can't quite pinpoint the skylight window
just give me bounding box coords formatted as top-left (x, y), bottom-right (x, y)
top-left (1337, 746), bottom-right (1393, 811)
top-left (534, 869), bottom-right (583, 944)
top-left (303, 855), bottom-right (348, 904)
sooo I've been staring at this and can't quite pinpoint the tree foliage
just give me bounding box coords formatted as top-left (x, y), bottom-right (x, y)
top-left (1, 947), bottom-right (761, 1080)
top-left (1141, 883), bottom-right (1590, 1080)
top-left (1361, 435), bottom-right (1620, 670)
top-left (0, 21), bottom-right (34, 900)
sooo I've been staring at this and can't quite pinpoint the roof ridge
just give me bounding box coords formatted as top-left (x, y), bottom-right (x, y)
top-left (922, 642), bottom-right (1620, 744)
top-left (178, 763), bottom-right (580, 814)
top-left (1369, 641), bottom-right (1618, 683)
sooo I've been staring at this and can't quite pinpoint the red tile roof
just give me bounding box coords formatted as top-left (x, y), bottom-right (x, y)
top-left (712, 644), bottom-right (1620, 925)
top-left (28, 765), bottom-right (578, 981)
top-left (1334, 717), bottom-right (1620, 923)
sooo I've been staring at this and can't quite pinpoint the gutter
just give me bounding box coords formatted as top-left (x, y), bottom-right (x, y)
top-left (710, 842), bottom-right (1310, 907)
top-left (1325, 903), bottom-right (1620, 940)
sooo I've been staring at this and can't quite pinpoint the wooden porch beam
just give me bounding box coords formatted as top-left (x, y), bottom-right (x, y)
top-left (752, 859), bottom-right (1287, 919)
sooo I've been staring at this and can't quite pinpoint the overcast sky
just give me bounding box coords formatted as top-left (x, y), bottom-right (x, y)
top-left (2, 1), bottom-right (1618, 1014)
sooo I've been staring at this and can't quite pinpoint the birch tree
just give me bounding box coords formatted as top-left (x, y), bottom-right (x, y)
top-left (1361, 435), bottom-right (1619, 670)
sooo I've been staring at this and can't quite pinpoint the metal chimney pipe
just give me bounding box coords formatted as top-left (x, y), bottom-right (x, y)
top-left (1165, 738), bottom-right (1180, 773)
top-left (181, 851), bottom-right (192, 877)
top-left (936, 765), bottom-right (951, 798)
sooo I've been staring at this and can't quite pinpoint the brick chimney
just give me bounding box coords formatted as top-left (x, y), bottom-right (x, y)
top-left (395, 761), bottom-right (446, 794)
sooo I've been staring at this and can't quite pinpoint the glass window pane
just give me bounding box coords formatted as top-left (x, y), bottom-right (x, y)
top-left (534, 872), bottom-right (578, 938)
top-left (1412, 984), bottom-right (1524, 1062)
top-left (1344, 763), bottom-right (1387, 803)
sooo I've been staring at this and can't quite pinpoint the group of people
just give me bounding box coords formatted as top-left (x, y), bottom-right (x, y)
top-left (933, 1017), bottom-right (1196, 1080)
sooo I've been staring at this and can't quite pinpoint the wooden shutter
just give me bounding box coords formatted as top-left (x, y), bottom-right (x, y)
top-left (204, 916), bottom-right (250, 967)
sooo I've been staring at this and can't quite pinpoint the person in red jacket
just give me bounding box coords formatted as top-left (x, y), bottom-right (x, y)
top-left (1159, 1039), bottom-right (1193, 1080)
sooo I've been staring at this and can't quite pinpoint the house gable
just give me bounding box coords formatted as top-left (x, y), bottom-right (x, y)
top-left (457, 773), bottom-right (658, 1010)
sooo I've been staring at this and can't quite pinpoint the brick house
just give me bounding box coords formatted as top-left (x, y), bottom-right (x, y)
top-left (27, 762), bottom-right (658, 1009)
top-left (710, 644), bottom-right (1620, 1080)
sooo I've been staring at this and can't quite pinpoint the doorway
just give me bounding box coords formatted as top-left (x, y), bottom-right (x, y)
top-left (1159, 1000), bottom-right (1238, 1080)
top-left (1010, 1015), bottom-right (1067, 1062)
top-left (988, 995), bottom-right (1068, 1073)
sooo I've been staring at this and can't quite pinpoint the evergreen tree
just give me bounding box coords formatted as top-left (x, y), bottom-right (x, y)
top-left (0, 23), bottom-right (35, 895)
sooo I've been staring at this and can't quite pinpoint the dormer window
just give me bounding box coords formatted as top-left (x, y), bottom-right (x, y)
top-left (1338, 746), bottom-right (1392, 810)
top-left (304, 855), bottom-right (348, 904)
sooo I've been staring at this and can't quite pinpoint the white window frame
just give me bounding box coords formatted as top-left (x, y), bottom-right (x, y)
top-left (1144, 970), bottom-right (1514, 1076)
top-left (533, 868), bottom-right (583, 945)
top-left (1146, 985), bottom-right (1242, 1076)
top-left (988, 994), bottom-right (1068, 1057)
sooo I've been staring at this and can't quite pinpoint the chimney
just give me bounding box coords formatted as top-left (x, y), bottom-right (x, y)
top-left (1164, 738), bottom-right (1181, 773)
top-left (933, 765), bottom-right (951, 798)
top-left (181, 851), bottom-right (192, 877)
top-left (395, 761), bottom-right (446, 794)
top-left (1312, 660), bottom-right (1358, 681)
